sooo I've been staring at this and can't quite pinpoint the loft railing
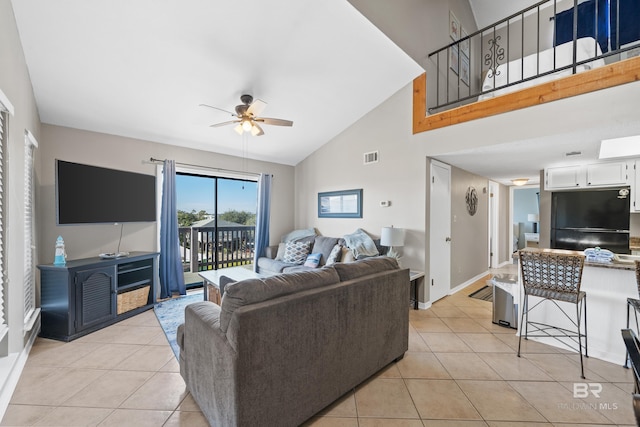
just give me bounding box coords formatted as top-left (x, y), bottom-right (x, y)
top-left (179, 225), bottom-right (256, 272)
top-left (427, 0), bottom-right (640, 113)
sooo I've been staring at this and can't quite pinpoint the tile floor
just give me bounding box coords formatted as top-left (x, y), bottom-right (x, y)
top-left (2, 271), bottom-right (637, 426)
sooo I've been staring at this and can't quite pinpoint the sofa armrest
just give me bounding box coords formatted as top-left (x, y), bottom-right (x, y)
top-left (181, 301), bottom-right (238, 426)
top-left (264, 244), bottom-right (280, 259)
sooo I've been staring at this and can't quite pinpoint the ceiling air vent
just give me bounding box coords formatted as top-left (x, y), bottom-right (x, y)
top-left (363, 151), bottom-right (379, 165)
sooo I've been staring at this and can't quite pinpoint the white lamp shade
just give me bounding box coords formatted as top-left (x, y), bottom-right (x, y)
top-left (527, 214), bottom-right (539, 222)
top-left (381, 227), bottom-right (405, 247)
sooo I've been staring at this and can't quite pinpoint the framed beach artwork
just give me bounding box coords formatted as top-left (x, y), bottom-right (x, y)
top-left (460, 54), bottom-right (470, 86)
top-left (318, 189), bottom-right (363, 218)
top-left (449, 11), bottom-right (460, 41)
top-left (460, 28), bottom-right (469, 58)
top-left (450, 45), bottom-right (459, 74)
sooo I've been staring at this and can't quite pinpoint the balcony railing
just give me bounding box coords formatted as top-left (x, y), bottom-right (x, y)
top-left (178, 225), bottom-right (256, 273)
top-left (427, 0), bottom-right (640, 113)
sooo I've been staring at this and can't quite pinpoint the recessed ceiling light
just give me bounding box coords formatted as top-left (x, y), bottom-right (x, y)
top-left (599, 135), bottom-right (640, 159)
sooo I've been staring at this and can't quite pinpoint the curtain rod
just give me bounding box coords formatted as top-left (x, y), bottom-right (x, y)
top-left (148, 157), bottom-right (264, 178)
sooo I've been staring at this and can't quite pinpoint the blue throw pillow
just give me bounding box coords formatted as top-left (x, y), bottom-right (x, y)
top-left (304, 253), bottom-right (322, 268)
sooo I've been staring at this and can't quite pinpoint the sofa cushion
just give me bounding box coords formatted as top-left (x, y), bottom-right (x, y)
top-left (256, 257), bottom-right (295, 274)
top-left (219, 267), bottom-right (340, 332)
top-left (283, 241), bottom-right (311, 264)
top-left (281, 228), bottom-right (316, 243)
top-left (274, 242), bottom-right (286, 260)
top-left (304, 253), bottom-right (322, 268)
top-left (325, 244), bottom-right (342, 266)
top-left (341, 247), bottom-right (355, 263)
top-left (311, 236), bottom-right (339, 265)
top-left (333, 256), bottom-right (399, 282)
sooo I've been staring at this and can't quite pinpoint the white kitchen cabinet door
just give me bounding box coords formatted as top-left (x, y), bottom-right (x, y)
top-left (545, 166), bottom-right (583, 189)
top-left (586, 162), bottom-right (628, 187)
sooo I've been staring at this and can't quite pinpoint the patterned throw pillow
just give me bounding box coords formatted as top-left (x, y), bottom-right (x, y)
top-left (325, 244), bottom-right (342, 266)
top-left (304, 253), bottom-right (322, 268)
top-left (283, 241), bottom-right (311, 265)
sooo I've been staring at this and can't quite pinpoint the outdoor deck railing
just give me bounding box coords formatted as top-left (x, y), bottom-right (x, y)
top-left (178, 225), bottom-right (256, 272)
top-left (427, 0), bottom-right (640, 113)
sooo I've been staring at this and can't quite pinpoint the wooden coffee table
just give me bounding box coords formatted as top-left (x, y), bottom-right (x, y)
top-left (198, 266), bottom-right (269, 304)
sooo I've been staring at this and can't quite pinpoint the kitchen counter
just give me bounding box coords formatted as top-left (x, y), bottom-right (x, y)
top-left (514, 247), bottom-right (637, 271)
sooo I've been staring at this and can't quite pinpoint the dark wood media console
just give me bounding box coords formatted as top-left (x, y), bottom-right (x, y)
top-left (37, 251), bottom-right (159, 341)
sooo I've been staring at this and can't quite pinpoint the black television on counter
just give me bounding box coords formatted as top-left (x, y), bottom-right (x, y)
top-left (56, 160), bottom-right (156, 225)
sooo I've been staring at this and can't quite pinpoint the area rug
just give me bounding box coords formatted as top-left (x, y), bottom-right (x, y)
top-left (469, 285), bottom-right (493, 302)
top-left (154, 292), bottom-right (203, 359)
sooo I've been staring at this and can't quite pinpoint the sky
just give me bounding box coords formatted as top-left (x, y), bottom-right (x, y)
top-left (176, 174), bottom-right (258, 214)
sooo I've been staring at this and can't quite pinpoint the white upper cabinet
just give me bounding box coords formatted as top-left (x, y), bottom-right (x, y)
top-left (545, 165), bottom-right (583, 189)
top-left (586, 162), bottom-right (628, 187)
top-left (545, 161), bottom-right (629, 190)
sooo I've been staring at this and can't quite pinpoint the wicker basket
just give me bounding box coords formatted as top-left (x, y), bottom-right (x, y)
top-left (117, 285), bottom-right (150, 314)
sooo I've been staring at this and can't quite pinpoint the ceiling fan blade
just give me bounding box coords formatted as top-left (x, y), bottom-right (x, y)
top-left (200, 103), bottom-right (236, 116)
top-left (247, 99), bottom-right (267, 117)
top-left (256, 117), bottom-right (293, 127)
top-left (209, 120), bottom-right (240, 128)
top-left (251, 123), bottom-right (265, 136)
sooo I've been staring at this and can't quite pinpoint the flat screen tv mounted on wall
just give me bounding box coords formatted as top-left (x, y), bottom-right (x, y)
top-left (56, 160), bottom-right (156, 225)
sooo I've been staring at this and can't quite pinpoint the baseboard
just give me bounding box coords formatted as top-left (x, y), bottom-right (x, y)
top-left (0, 322), bottom-right (40, 421)
top-left (417, 301), bottom-right (432, 310)
top-left (448, 270), bottom-right (491, 296)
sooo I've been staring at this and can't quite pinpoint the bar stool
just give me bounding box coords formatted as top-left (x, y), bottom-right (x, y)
top-left (517, 250), bottom-right (587, 378)
top-left (621, 328), bottom-right (640, 423)
top-left (624, 260), bottom-right (640, 368)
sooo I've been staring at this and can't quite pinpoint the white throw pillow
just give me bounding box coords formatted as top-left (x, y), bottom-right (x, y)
top-left (283, 241), bottom-right (311, 265)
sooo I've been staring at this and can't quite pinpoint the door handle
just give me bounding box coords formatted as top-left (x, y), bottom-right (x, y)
top-left (445, 237), bottom-right (451, 242)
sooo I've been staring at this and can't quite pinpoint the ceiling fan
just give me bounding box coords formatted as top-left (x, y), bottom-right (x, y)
top-left (200, 94), bottom-right (293, 136)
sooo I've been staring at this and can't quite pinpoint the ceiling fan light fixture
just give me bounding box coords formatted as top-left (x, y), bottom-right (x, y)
top-left (250, 124), bottom-right (261, 136)
top-left (511, 178), bottom-right (529, 186)
top-left (242, 120), bottom-right (253, 132)
top-left (234, 124), bottom-right (244, 135)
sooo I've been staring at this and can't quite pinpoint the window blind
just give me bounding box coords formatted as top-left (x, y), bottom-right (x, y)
top-left (24, 131), bottom-right (38, 331)
top-left (0, 111), bottom-right (6, 336)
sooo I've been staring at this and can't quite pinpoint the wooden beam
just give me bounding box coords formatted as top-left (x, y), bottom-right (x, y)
top-left (413, 55), bottom-right (640, 134)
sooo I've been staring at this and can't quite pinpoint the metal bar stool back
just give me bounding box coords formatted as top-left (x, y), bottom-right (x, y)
top-left (621, 328), bottom-right (640, 424)
top-left (517, 250), bottom-right (587, 378)
top-left (625, 260), bottom-right (640, 368)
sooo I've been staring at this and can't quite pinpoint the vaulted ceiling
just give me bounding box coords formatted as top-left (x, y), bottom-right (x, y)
top-left (11, 0), bottom-right (422, 166)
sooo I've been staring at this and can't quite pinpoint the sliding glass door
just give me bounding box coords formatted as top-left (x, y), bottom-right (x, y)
top-left (176, 173), bottom-right (257, 284)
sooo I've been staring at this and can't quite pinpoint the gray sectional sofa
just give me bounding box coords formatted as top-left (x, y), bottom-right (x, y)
top-left (177, 257), bottom-right (409, 427)
top-left (256, 232), bottom-right (386, 275)
top-left (256, 235), bottom-right (345, 274)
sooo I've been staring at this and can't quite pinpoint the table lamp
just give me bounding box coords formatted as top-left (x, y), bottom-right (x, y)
top-left (381, 226), bottom-right (405, 259)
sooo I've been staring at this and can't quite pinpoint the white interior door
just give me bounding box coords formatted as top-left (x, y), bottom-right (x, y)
top-left (489, 181), bottom-right (500, 268)
top-left (429, 160), bottom-right (451, 302)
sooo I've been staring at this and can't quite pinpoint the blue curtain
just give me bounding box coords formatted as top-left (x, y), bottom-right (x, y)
top-left (554, 0), bottom-right (640, 53)
top-left (159, 160), bottom-right (186, 298)
top-left (610, 0), bottom-right (640, 49)
top-left (554, 0), bottom-right (609, 52)
top-left (253, 173), bottom-right (272, 272)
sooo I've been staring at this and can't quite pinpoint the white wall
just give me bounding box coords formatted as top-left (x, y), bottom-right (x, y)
top-left (295, 85), bottom-right (426, 272)
top-left (294, 82), bottom-right (504, 303)
top-left (39, 124), bottom-right (295, 263)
